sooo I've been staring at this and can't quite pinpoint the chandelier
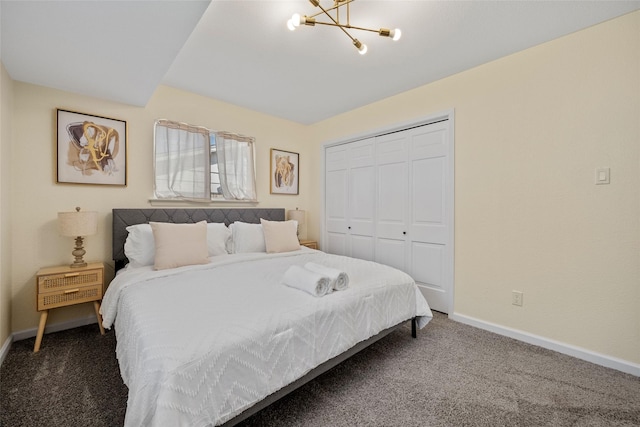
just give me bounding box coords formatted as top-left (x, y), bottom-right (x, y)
top-left (287, 0), bottom-right (401, 55)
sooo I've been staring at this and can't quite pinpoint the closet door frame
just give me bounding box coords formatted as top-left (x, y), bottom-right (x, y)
top-left (321, 109), bottom-right (455, 314)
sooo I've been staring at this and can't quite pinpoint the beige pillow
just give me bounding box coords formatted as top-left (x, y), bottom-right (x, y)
top-left (150, 221), bottom-right (209, 270)
top-left (261, 219), bottom-right (300, 253)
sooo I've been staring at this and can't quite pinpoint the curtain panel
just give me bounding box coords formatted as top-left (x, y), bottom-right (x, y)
top-left (216, 132), bottom-right (257, 201)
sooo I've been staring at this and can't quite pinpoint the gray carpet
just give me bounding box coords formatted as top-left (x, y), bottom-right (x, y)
top-left (1, 312), bottom-right (638, 426)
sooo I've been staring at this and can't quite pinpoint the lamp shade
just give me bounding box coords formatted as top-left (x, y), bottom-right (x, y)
top-left (287, 208), bottom-right (307, 240)
top-left (58, 208), bottom-right (98, 237)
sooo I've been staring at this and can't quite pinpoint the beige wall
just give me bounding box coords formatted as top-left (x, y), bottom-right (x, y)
top-left (308, 11), bottom-right (640, 364)
top-left (1, 62), bottom-right (13, 349)
top-left (5, 11), bottom-right (639, 367)
top-left (9, 84), bottom-right (310, 333)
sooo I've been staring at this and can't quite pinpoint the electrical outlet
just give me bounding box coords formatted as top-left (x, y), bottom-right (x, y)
top-left (595, 167), bottom-right (610, 185)
top-left (512, 291), bottom-right (523, 307)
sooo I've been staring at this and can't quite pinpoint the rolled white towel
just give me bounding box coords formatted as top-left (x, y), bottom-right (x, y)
top-left (282, 265), bottom-right (330, 297)
top-left (304, 262), bottom-right (349, 291)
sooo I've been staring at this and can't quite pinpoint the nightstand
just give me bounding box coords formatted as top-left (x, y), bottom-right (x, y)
top-left (299, 240), bottom-right (318, 250)
top-left (34, 262), bottom-right (105, 352)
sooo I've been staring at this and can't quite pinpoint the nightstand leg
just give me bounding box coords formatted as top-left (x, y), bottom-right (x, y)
top-left (34, 310), bottom-right (48, 352)
top-left (94, 301), bottom-right (105, 335)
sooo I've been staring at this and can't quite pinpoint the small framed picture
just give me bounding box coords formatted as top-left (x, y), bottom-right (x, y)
top-left (56, 109), bottom-right (127, 186)
top-left (270, 148), bottom-right (299, 195)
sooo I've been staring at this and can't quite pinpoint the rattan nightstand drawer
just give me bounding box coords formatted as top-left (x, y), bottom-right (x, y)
top-left (37, 284), bottom-right (103, 311)
top-left (38, 268), bottom-right (103, 294)
top-left (34, 262), bottom-right (106, 352)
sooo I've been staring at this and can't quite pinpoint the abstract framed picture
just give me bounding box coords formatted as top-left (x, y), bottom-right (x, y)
top-left (56, 109), bottom-right (127, 186)
top-left (270, 148), bottom-right (299, 195)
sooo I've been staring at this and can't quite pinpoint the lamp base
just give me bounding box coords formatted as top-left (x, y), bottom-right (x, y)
top-left (70, 236), bottom-right (87, 269)
top-left (70, 261), bottom-right (88, 269)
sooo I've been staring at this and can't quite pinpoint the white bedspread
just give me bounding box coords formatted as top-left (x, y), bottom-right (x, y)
top-left (101, 248), bottom-right (432, 427)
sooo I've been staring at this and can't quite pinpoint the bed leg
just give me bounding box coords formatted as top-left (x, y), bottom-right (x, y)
top-left (411, 317), bottom-right (417, 338)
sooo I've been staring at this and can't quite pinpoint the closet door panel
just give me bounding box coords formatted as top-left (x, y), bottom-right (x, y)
top-left (408, 121), bottom-right (451, 313)
top-left (350, 235), bottom-right (375, 262)
top-left (326, 232), bottom-right (347, 256)
top-left (349, 140), bottom-right (375, 168)
top-left (411, 121), bottom-right (448, 158)
top-left (411, 242), bottom-right (443, 285)
top-left (325, 146), bottom-right (348, 235)
top-left (376, 238), bottom-right (406, 272)
top-left (326, 169), bottom-right (348, 232)
top-left (411, 156), bottom-right (447, 244)
top-left (410, 242), bottom-right (447, 310)
top-left (348, 163), bottom-right (375, 261)
top-left (375, 132), bottom-right (408, 270)
top-left (348, 164), bottom-right (375, 237)
top-left (346, 138), bottom-right (375, 260)
top-left (377, 162), bottom-right (407, 237)
top-left (326, 144), bottom-right (349, 170)
top-left (325, 138), bottom-right (375, 259)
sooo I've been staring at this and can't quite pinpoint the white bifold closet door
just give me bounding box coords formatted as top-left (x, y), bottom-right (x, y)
top-left (324, 119), bottom-right (452, 313)
top-left (325, 138), bottom-right (376, 261)
top-left (375, 121), bottom-right (450, 312)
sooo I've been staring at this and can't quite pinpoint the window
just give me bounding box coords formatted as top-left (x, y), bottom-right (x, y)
top-left (154, 120), bottom-right (257, 201)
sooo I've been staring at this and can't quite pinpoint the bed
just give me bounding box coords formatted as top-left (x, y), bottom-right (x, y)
top-left (103, 208), bottom-right (432, 427)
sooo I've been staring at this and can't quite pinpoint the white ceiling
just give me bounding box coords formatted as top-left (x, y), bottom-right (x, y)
top-left (2, 1), bottom-right (639, 125)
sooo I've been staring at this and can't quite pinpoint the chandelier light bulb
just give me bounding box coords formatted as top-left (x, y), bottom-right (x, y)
top-left (391, 28), bottom-right (402, 41)
top-left (353, 39), bottom-right (368, 55)
top-left (292, 13), bottom-right (301, 27)
top-left (287, 19), bottom-right (296, 31)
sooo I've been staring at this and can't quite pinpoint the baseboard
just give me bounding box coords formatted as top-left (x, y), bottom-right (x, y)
top-left (0, 334), bottom-right (12, 366)
top-left (449, 312), bottom-right (640, 377)
top-left (12, 315), bottom-right (99, 342)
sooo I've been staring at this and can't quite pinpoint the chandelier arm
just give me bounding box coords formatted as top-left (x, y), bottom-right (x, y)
top-left (338, 25), bottom-right (357, 44)
top-left (308, 0), bottom-right (355, 19)
top-left (343, 25), bottom-right (379, 33)
top-left (346, 0), bottom-right (350, 26)
top-left (312, 21), bottom-right (378, 34)
top-left (314, 1), bottom-right (358, 43)
top-left (316, 2), bottom-right (343, 27)
top-left (312, 21), bottom-right (358, 43)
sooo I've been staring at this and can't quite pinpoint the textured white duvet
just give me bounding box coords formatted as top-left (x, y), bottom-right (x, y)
top-left (101, 248), bottom-right (432, 427)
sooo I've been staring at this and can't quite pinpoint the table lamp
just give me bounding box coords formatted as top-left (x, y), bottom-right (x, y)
top-left (58, 207), bottom-right (98, 268)
top-left (287, 208), bottom-right (306, 240)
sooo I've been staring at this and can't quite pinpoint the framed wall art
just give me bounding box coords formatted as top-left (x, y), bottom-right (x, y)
top-left (270, 148), bottom-right (299, 195)
top-left (56, 109), bottom-right (127, 186)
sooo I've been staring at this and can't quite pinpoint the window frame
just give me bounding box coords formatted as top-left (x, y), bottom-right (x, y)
top-left (153, 119), bottom-right (257, 203)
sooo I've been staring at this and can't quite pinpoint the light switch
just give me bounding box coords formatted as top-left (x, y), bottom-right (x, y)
top-left (595, 167), bottom-right (610, 185)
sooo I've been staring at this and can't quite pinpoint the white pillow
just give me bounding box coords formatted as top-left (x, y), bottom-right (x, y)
top-left (124, 224), bottom-right (154, 267)
top-left (150, 221), bottom-right (209, 270)
top-left (125, 222), bottom-right (231, 267)
top-left (229, 221), bottom-right (266, 253)
top-left (207, 222), bottom-right (231, 256)
top-left (261, 219), bottom-right (300, 253)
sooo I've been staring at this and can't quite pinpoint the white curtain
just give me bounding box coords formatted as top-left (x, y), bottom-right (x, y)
top-left (216, 132), bottom-right (257, 201)
top-left (154, 120), bottom-right (211, 200)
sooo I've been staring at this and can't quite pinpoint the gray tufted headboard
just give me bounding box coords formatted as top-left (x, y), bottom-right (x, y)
top-left (112, 208), bottom-right (285, 271)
